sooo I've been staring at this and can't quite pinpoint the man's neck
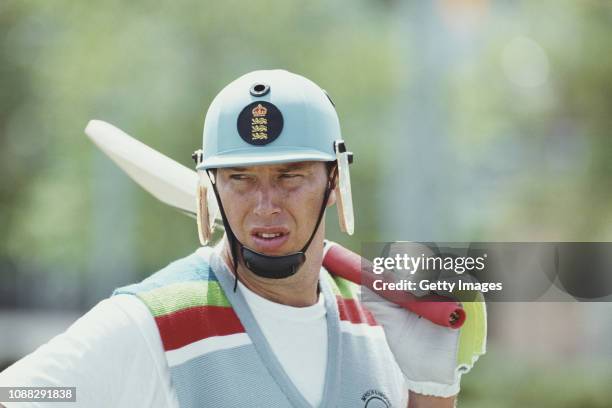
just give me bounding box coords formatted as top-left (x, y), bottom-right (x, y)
top-left (220, 241), bottom-right (323, 307)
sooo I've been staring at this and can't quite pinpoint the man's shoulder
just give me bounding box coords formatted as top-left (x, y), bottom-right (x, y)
top-left (114, 247), bottom-right (216, 296)
top-left (0, 295), bottom-right (174, 407)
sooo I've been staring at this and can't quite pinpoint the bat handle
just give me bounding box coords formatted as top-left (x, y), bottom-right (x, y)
top-left (323, 242), bottom-right (466, 329)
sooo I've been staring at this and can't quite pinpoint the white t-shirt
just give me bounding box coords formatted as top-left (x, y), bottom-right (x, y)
top-left (0, 253), bottom-right (328, 407)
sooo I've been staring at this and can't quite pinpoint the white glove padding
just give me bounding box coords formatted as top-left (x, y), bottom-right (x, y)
top-left (362, 287), bottom-right (485, 398)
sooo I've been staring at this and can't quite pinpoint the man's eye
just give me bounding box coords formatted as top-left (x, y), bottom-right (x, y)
top-left (280, 173), bottom-right (303, 179)
top-left (230, 174), bottom-right (250, 180)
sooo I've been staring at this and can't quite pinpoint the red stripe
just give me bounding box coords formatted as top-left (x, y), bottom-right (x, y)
top-left (155, 305), bottom-right (245, 351)
top-left (336, 297), bottom-right (378, 326)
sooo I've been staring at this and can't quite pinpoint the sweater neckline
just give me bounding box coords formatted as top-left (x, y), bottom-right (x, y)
top-left (206, 250), bottom-right (342, 408)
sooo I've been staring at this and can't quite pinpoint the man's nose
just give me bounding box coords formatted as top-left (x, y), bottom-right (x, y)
top-left (253, 185), bottom-right (282, 216)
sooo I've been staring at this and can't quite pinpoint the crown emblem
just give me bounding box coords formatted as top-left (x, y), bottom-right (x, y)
top-left (237, 101), bottom-right (283, 146)
top-left (252, 104), bottom-right (267, 117)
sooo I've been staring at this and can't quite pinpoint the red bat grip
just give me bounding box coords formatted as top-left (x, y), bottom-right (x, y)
top-left (323, 244), bottom-right (466, 329)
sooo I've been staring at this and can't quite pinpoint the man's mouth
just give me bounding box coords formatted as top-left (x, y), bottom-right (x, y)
top-left (255, 232), bottom-right (284, 239)
top-left (250, 228), bottom-right (290, 252)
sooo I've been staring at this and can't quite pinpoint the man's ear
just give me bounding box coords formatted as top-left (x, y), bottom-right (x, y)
top-left (327, 188), bottom-right (337, 207)
top-left (325, 162), bottom-right (339, 208)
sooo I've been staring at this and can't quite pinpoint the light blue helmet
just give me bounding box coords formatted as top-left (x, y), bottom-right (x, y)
top-left (194, 69), bottom-right (354, 248)
top-left (198, 69), bottom-right (340, 169)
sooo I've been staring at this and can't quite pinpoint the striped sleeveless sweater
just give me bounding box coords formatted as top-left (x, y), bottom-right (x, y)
top-left (114, 250), bottom-right (406, 408)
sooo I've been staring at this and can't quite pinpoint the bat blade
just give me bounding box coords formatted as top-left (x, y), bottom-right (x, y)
top-left (85, 120), bottom-right (197, 216)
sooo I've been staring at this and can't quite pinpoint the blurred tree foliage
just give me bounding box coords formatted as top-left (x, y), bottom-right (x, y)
top-left (446, 0), bottom-right (612, 240)
top-left (460, 347), bottom-right (612, 408)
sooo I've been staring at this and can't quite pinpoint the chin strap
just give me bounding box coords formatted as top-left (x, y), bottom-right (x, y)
top-left (207, 166), bottom-right (337, 290)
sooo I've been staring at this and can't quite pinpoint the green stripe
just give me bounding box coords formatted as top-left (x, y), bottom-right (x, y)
top-left (138, 281), bottom-right (230, 317)
top-left (326, 274), bottom-right (357, 299)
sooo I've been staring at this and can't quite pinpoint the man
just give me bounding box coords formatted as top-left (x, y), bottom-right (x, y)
top-left (0, 70), bottom-right (480, 407)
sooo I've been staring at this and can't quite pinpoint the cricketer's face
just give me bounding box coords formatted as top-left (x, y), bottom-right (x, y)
top-left (215, 161), bottom-right (335, 256)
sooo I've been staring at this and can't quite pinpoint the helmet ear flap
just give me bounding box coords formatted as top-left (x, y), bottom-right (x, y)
top-left (196, 170), bottom-right (220, 245)
top-left (196, 177), bottom-right (212, 245)
top-left (335, 183), bottom-right (354, 235)
top-left (334, 141), bottom-right (354, 235)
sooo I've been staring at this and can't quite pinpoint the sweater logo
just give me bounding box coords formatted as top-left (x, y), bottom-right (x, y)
top-left (361, 389), bottom-right (392, 407)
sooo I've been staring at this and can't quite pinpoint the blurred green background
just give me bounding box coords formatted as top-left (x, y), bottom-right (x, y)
top-left (1, 0), bottom-right (612, 406)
